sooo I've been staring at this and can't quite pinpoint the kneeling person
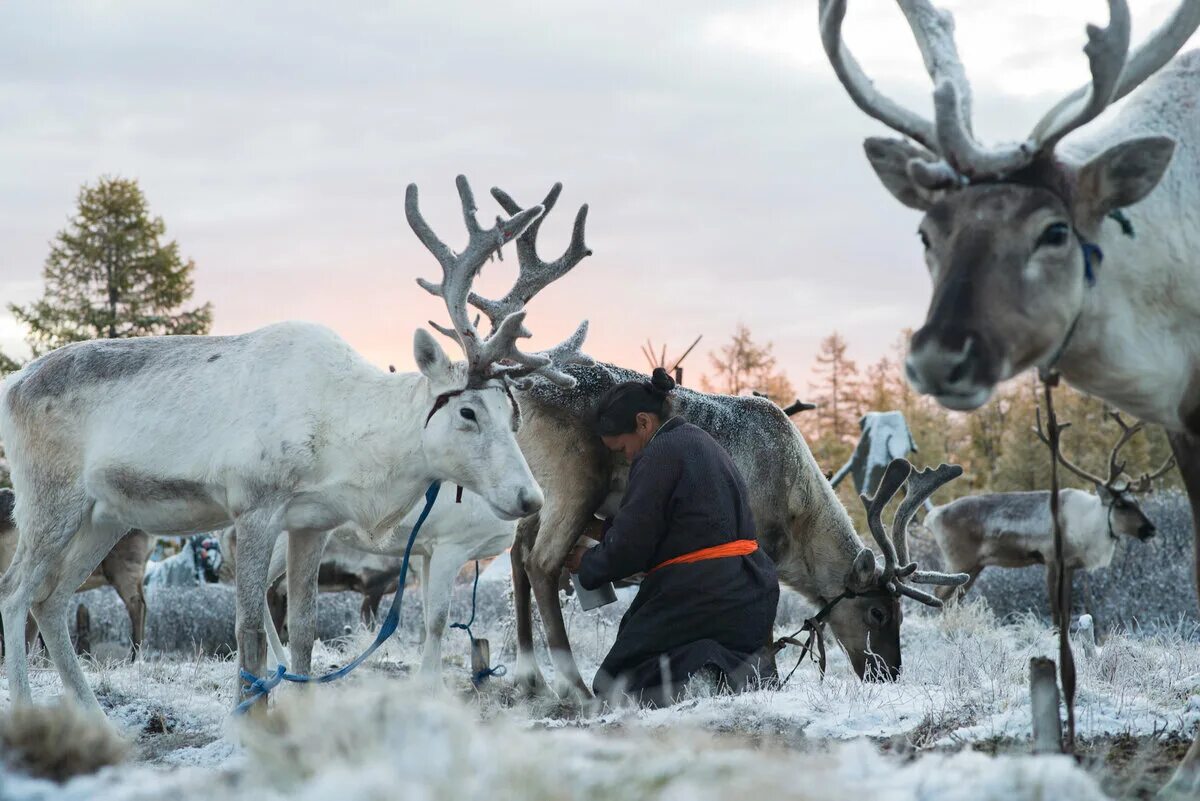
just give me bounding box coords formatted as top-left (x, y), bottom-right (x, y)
top-left (567, 368), bottom-right (779, 706)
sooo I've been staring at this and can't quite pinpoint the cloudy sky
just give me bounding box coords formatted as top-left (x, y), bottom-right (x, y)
top-left (1, 1), bottom-right (1195, 388)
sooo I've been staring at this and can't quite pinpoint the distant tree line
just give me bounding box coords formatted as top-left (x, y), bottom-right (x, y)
top-left (699, 325), bottom-right (1180, 530)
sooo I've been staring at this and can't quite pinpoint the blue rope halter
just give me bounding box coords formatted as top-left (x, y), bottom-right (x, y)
top-left (235, 481), bottom-right (442, 714)
top-left (449, 560), bottom-right (507, 686)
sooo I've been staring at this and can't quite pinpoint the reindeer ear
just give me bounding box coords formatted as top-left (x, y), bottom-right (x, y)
top-left (413, 329), bottom-right (454, 385)
top-left (1074, 136), bottom-right (1175, 225)
top-left (846, 548), bottom-right (878, 592)
top-left (863, 137), bottom-right (941, 211)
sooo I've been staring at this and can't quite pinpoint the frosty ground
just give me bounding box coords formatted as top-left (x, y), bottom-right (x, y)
top-left (2, 566), bottom-right (1199, 801)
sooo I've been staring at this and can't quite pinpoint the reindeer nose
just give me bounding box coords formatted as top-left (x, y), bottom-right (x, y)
top-left (906, 326), bottom-right (993, 408)
top-left (517, 486), bottom-right (543, 517)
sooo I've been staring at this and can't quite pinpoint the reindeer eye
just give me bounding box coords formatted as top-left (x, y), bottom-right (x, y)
top-left (460, 408), bottom-right (476, 422)
top-left (868, 607), bottom-right (890, 626)
top-left (1037, 222), bottom-right (1071, 249)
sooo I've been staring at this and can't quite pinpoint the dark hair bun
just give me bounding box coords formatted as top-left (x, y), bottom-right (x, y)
top-left (648, 367), bottom-right (676, 395)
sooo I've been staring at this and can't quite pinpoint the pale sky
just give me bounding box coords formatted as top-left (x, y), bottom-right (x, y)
top-left (1, 1), bottom-right (1196, 387)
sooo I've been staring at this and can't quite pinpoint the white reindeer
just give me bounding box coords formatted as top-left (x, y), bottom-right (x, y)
top-left (816, 0), bottom-right (1200, 788)
top-left (257, 488), bottom-right (515, 680)
top-left (929, 410), bottom-right (1172, 613)
top-left (0, 175), bottom-right (591, 713)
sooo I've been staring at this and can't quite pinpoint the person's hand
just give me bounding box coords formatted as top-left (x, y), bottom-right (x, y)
top-left (582, 518), bottom-right (605, 541)
top-left (564, 542), bottom-right (590, 573)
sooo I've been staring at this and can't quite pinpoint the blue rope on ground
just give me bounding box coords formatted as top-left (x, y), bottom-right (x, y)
top-left (234, 481), bottom-right (442, 714)
top-left (450, 559), bottom-right (507, 685)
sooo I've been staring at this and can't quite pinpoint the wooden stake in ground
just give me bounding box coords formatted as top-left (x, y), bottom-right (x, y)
top-left (1029, 656), bottom-right (1063, 754)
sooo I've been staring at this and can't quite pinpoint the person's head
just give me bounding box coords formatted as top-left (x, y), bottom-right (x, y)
top-left (593, 367), bottom-right (676, 461)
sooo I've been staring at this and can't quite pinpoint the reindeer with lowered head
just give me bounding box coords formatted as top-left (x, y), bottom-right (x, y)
top-left (929, 410), bottom-right (1173, 613)
top-left (0, 175), bottom-right (590, 714)
top-left (818, 0), bottom-right (1200, 789)
top-left (469, 185), bottom-right (968, 694)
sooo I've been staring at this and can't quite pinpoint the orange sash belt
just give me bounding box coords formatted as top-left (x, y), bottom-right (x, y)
top-left (650, 539), bottom-right (758, 574)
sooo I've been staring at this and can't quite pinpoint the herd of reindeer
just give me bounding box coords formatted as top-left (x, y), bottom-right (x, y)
top-left (2, 0), bottom-right (1200, 791)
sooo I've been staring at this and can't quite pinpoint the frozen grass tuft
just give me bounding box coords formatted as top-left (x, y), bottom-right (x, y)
top-left (0, 700), bottom-right (130, 781)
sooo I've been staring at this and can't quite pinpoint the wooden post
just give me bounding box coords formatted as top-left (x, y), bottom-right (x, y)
top-left (1030, 656), bottom-right (1063, 754)
top-left (471, 638), bottom-right (491, 682)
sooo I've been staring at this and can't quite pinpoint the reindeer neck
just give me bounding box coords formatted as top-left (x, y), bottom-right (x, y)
top-left (326, 368), bottom-right (440, 529)
top-left (781, 470), bottom-right (866, 601)
top-left (1057, 212), bottom-right (1200, 432)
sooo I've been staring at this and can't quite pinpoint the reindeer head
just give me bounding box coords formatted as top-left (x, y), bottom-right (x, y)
top-left (407, 177), bottom-right (594, 520)
top-left (1036, 408), bottom-right (1175, 541)
top-left (819, 0), bottom-right (1198, 409)
top-left (827, 459), bottom-right (967, 681)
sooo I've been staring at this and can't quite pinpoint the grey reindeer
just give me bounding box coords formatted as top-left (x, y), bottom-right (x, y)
top-left (928, 411), bottom-right (1173, 617)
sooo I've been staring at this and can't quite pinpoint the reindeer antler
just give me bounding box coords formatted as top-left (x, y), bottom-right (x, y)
top-left (465, 182), bottom-right (595, 388)
top-left (1131, 454), bottom-right (1177, 493)
top-left (820, 0), bottom-right (1200, 184)
top-left (407, 176), bottom-right (592, 389)
top-left (861, 458), bottom-right (968, 608)
top-left (1103, 410), bottom-right (1144, 485)
top-left (862, 459), bottom-right (912, 585)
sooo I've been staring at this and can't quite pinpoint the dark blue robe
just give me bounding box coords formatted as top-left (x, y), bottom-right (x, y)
top-left (578, 417), bottom-right (779, 706)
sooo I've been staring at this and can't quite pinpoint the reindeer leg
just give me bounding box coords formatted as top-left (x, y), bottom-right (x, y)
top-left (522, 498), bottom-right (593, 699)
top-left (30, 518), bottom-right (126, 711)
top-left (285, 529), bottom-right (329, 677)
top-left (101, 544), bottom-right (147, 662)
top-left (418, 545), bottom-right (466, 682)
top-left (233, 506), bottom-right (283, 712)
top-left (511, 520), bottom-right (548, 695)
top-left (1, 492), bottom-right (88, 706)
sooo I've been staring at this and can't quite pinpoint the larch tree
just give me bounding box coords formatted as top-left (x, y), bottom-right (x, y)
top-left (701, 323), bottom-right (796, 402)
top-left (809, 331), bottom-right (860, 442)
top-left (8, 176), bottom-right (212, 359)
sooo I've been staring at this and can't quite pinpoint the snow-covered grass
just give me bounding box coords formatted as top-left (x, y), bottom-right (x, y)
top-left (1, 592), bottom-right (1197, 800)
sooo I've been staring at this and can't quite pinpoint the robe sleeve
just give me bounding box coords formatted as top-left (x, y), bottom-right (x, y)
top-left (577, 448), bottom-right (681, 589)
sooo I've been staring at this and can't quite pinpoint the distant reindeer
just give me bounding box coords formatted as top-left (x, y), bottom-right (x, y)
top-left (0, 176), bottom-right (590, 713)
top-left (818, 1), bottom-right (1200, 787)
top-left (830, 411), bottom-right (920, 497)
top-left (0, 489), bottom-right (152, 661)
top-left (929, 411), bottom-right (1173, 615)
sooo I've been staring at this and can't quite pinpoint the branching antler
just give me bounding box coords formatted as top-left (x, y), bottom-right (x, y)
top-left (467, 182), bottom-right (595, 388)
top-left (1103, 410), bottom-right (1144, 485)
top-left (1029, 0), bottom-right (1131, 153)
top-left (860, 458), bottom-right (968, 608)
top-left (1131, 454), bottom-right (1178, 493)
top-left (1035, 406), bottom-right (1173, 490)
top-left (407, 176), bottom-right (593, 389)
top-left (819, 0), bottom-right (1200, 183)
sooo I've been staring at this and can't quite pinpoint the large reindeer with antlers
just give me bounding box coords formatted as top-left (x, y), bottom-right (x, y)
top-left (929, 411), bottom-right (1173, 614)
top-left (469, 186), bottom-right (968, 692)
top-left (818, 0), bottom-right (1200, 788)
top-left (0, 176), bottom-right (589, 713)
